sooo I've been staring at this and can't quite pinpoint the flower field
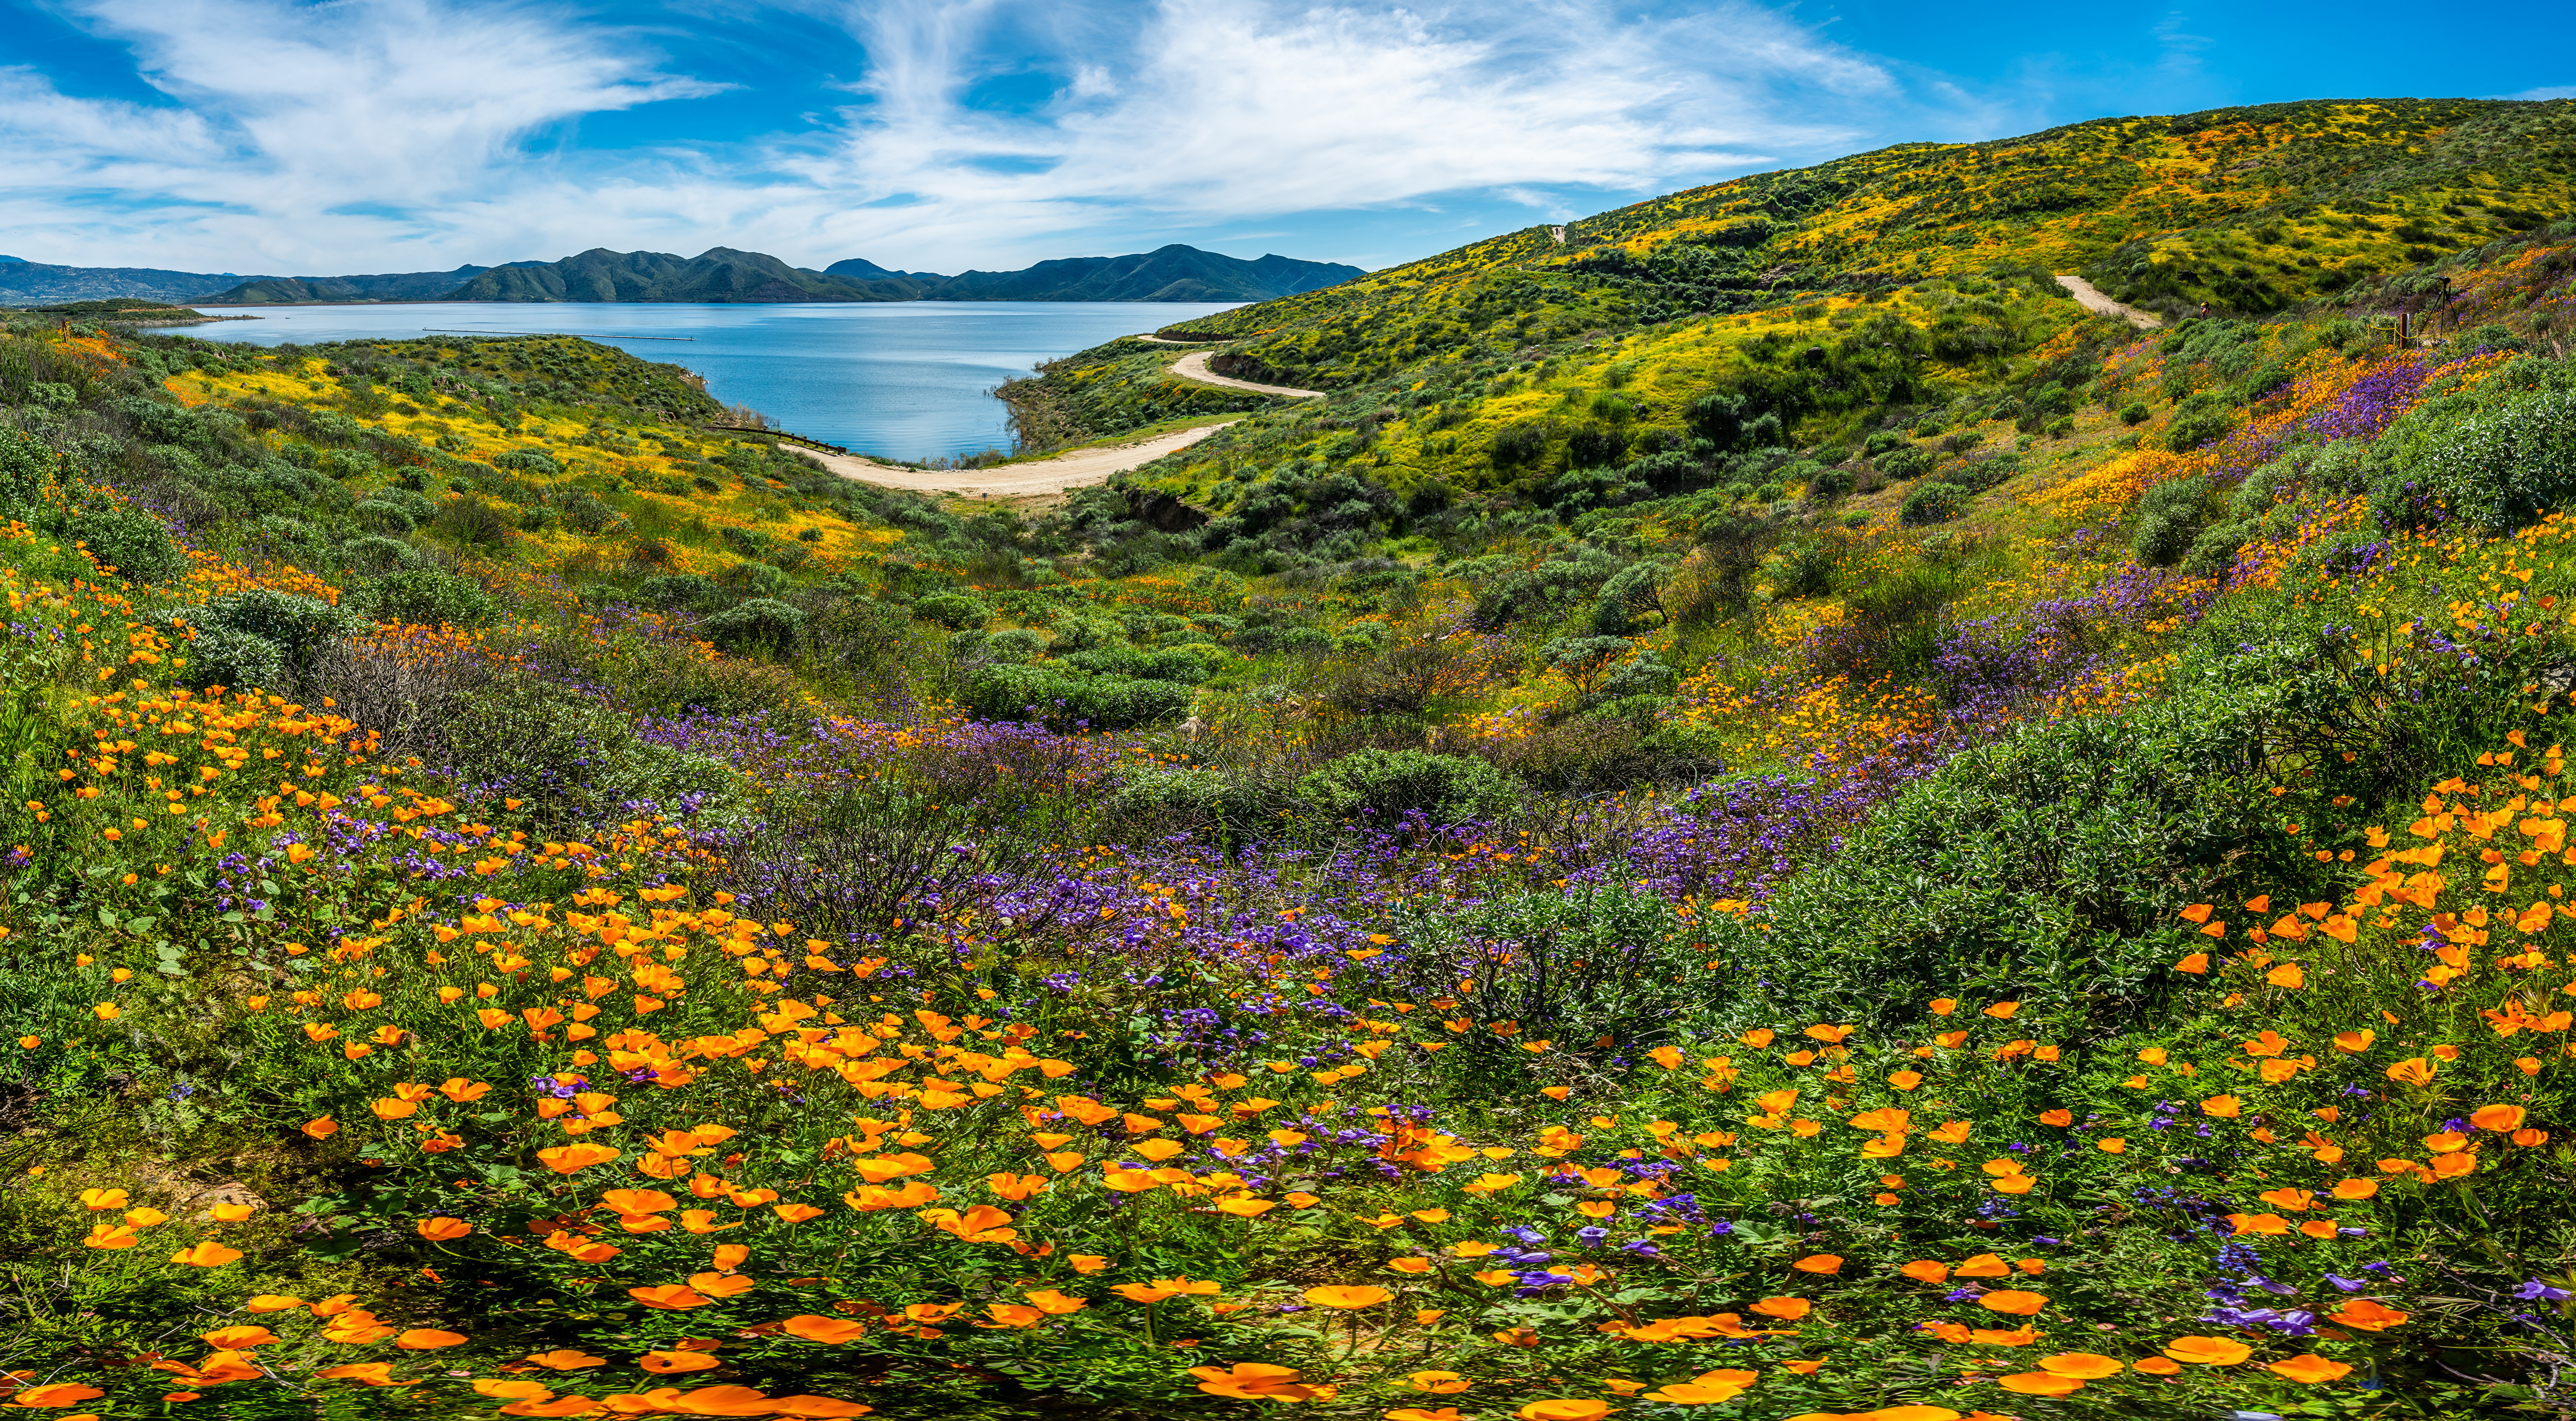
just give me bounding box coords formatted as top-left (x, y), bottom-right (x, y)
top-left (10, 161), bottom-right (2576, 1421)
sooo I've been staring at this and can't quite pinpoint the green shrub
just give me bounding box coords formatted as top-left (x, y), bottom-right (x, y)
top-left (719, 561), bottom-right (790, 599)
top-left (443, 674), bottom-right (752, 831)
top-left (492, 448), bottom-right (565, 477)
top-left (169, 589), bottom-right (366, 694)
top-left (1875, 445), bottom-right (1935, 480)
top-left (181, 622), bottom-right (288, 694)
top-left (353, 497), bottom-right (418, 535)
top-left (2130, 475), bottom-right (2211, 566)
top-left (68, 505), bottom-right (183, 582)
top-left (370, 568), bottom-right (496, 628)
top-left (2410, 387), bottom-right (2576, 532)
top-left (1065, 646), bottom-right (1209, 684)
top-left (1803, 467), bottom-right (1855, 505)
top-left (637, 573), bottom-right (724, 614)
top-left (340, 536), bottom-right (420, 574)
top-left (1896, 480), bottom-right (1969, 526)
top-left (1393, 882), bottom-right (1699, 1066)
top-left (1296, 748), bottom-right (1517, 824)
top-left (912, 592), bottom-right (991, 630)
top-left (1589, 562), bottom-right (1663, 633)
top-left (966, 665), bottom-right (1191, 730)
top-left (2162, 391), bottom-right (2236, 450)
top-left (2119, 400), bottom-right (2150, 425)
top-left (0, 428), bottom-right (53, 516)
top-left (1106, 767), bottom-right (1280, 844)
top-left (700, 598), bottom-right (806, 656)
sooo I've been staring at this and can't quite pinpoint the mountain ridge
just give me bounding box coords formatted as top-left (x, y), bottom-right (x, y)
top-left (0, 244), bottom-right (1364, 307)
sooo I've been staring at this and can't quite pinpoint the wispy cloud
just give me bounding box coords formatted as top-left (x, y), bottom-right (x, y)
top-left (0, 0), bottom-right (1972, 273)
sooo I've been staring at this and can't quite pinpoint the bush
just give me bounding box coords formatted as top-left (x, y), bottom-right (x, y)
top-left (637, 573), bottom-right (725, 614)
top-left (370, 568), bottom-right (496, 628)
top-left (965, 665), bottom-right (1191, 730)
top-left (1875, 445), bottom-right (1935, 480)
top-left (2130, 475), bottom-right (2211, 567)
top-left (442, 674), bottom-right (753, 831)
top-left (492, 448), bottom-right (565, 477)
top-left (2410, 387), bottom-right (2576, 533)
top-left (1065, 646), bottom-right (1209, 684)
top-left (1589, 561), bottom-right (1663, 634)
top-left (432, 495), bottom-right (514, 548)
top-left (1106, 767), bottom-right (1281, 845)
top-left (340, 535), bottom-right (420, 573)
top-left (1489, 423), bottom-right (1548, 467)
top-left (181, 622), bottom-right (288, 694)
top-left (1803, 467), bottom-right (1854, 505)
top-left (2119, 401), bottom-right (2150, 425)
top-left (700, 598), bottom-right (806, 656)
top-left (719, 560), bottom-right (790, 599)
top-left (1296, 748), bottom-right (1517, 825)
top-left (2162, 391), bottom-right (2236, 450)
top-left (68, 505), bottom-right (184, 582)
top-left (0, 428), bottom-right (54, 516)
top-left (353, 497), bottom-right (418, 535)
top-left (912, 592), bottom-right (992, 630)
top-left (1896, 480), bottom-right (1969, 526)
top-left (175, 589), bottom-right (367, 693)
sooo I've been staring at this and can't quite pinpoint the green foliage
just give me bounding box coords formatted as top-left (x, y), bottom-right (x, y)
top-left (441, 674), bottom-right (752, 831)
top-left (67, 505), bottom-right (183, 582)
top-left (2132, 474), bottom-right (2213, 566)
top-left (965, 664), bottom-right (1192, 730)
top-left (2163, 390), bottom-right (2238, 451)
top-left (913, 592), bottom-right (993, 630)
top-left (699, 597), bottom-right (807, 656)
top-left (2410, 386), bottom-right (2576, 532)
top-left (1897, 479), bottom-right (1969, 525)
top-left (1294, 748), bottom-right (1517, 824)
top-left (367, 567), bottom-right (496, 628)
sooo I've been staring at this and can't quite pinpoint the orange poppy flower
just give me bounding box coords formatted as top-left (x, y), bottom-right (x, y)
top-left (1303, 1285), bottom-right (1392, 1309)
top-left (2267, 1355), bottom-right (2354, 1383)
top-left (1189, 1363), bottom-right (1315, 1401)
top-left (2326, 1299), bottom-right (2409, 1331)
top-left (779, 1315), bottom-right (866, 1344)
top-left (2037, 1353), bottom-right (2123, 1379)
top-left (1517, 1403), bottom-right (1613, 1421)
top-left (640, 1351), bottom-right (722, 1374)
top-left (1978, 1290), bottom-right (2048, 1316)
top-left (2162, 1336), bottom-right (2252, 1366)
top-left (1792, 1255), bottom-right (1842, 1274)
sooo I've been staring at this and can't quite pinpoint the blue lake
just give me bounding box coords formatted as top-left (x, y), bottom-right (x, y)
top-left (161, 300), bottom-right (1240, 461)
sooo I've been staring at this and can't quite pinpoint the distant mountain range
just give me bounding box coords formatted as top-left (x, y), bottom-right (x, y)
top-left (0, 244), bottom-right (1363, 307)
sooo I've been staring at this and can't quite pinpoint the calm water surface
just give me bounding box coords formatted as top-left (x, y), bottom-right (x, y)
top-left (162, 301), bottom-right (1239, 461)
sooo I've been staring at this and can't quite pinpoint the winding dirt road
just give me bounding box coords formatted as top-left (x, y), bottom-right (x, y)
top-left (2055, 274), bottom-right (2163, 329)
top-left (816, 336), bottom-right (1318, 498)
top-left (1168, 349), bottom-right (1324, 398)
top-left (813, 422), bottom-right (1235, 498)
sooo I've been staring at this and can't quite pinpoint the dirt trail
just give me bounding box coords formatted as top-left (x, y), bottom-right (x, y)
top-left (813, 422), bottom-right (1235, 498)
top-left (1168, 349), bottom-right (1323, 397)
top-left (2055, 274), bottom-right (2163, 329)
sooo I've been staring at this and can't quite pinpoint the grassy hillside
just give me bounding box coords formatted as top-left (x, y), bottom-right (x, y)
top-left (7, 97), bottom-right (2576, 1421)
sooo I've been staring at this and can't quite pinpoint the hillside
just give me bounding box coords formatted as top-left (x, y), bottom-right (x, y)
top-left (98, 244), bottom-right (1367, 307)
top-left (0, 256), bottom-right (271, 306)
top-left (6, 94), bottom-right (2576, 1420)
top-left (204, 266), bottom-right (495, 304)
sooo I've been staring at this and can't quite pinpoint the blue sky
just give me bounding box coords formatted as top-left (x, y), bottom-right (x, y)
top-left (1, 0), bottom-right (2569, 278)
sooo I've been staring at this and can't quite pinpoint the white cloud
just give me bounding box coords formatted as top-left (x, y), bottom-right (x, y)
top-left (787, 0), bottom-right (1907, 264)
top-left (2500, 85), bottom-right (2576, 101)
top-left (0, 0), bottom-right (716, 270)
top-left (0, 0), bottom-right (1978, 274)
